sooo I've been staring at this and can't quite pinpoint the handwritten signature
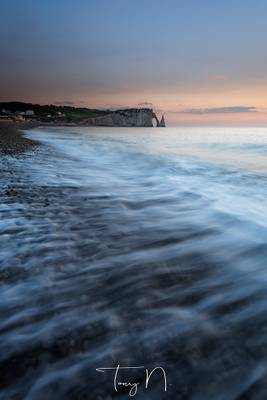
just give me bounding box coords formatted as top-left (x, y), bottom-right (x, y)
top-left (96, 364), bottom-right (167, 397)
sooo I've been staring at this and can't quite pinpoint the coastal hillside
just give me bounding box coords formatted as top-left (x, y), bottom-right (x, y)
top-left (0, 102), bottom-right (108, 123)
top-left (0, 102), bottom-right (165, 127)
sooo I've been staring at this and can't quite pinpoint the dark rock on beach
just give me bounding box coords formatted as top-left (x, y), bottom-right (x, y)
top-left (0, 121), bottom-right (39, 155)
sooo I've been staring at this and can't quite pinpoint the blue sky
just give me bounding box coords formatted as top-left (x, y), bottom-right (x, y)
top-left (1, 0), bottom-right (267, 124)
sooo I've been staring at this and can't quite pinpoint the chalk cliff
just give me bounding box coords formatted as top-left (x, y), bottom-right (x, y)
top-left (84, 108), bottom-right (165, 127)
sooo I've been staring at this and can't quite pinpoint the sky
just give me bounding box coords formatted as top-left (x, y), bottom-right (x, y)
top-left (1, 0), bottom-right (267, 125)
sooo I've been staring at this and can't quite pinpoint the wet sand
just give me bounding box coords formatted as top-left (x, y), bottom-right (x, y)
top-left (0, 121), bottom-right (39, 155)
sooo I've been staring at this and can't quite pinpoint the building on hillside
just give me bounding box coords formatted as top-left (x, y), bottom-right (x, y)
top-left (25, 110), bottom-right (35, 116)
top-left (14, 114), bottom-right (25, 121)
top-left (1, 109), bottom-right (11, 115)
top-left (56, 111), bottom-right (66, 117)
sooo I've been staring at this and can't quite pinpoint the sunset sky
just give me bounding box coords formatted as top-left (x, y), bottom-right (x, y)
top-left (1, 0), bottom-right (267, 125)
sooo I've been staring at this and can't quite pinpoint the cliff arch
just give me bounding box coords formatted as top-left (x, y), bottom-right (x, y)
top-left (84, 108), bottom-right (165, 127)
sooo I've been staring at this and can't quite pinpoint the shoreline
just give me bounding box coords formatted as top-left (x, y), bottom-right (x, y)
top-left (0, 121), bottom-right (40, 155)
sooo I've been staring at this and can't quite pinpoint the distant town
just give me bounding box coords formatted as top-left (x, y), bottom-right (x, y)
top-left (1, 107), bottom-right (61, 122)
top-left (0, 102), bottom-right (107, 124)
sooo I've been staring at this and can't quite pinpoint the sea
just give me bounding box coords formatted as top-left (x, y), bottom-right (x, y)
top-left (1, 126), bottom-right (267, 399)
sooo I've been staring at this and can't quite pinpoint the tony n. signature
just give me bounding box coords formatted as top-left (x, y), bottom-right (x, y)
top-left (96, 364), bottom-right (167, 397)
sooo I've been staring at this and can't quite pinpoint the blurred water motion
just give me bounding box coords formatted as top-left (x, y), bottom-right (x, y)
top-left (1, 127), bottom-right (267, 399)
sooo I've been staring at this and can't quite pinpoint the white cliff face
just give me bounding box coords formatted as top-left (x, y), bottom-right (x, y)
top-left (84, 108), bottom-right (163, 127)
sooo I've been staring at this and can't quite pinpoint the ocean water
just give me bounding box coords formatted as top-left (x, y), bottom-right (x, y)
top-left (1, 126), bottom-right (267, 399)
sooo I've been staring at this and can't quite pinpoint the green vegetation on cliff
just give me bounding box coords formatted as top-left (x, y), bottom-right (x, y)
top-left (0, 102), bottom-right (108, 122)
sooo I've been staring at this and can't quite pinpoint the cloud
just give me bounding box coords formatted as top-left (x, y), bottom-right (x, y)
top-left (175, 106), bottom-right (257, 115)
top-left (104, 104), bottom-right (132, 111)
top-left (137, 102), bottom-right (153, 108)
top-left (54, 101), bottom-right (76, 106)
top-left (54, 101), bottom-right (87, 106)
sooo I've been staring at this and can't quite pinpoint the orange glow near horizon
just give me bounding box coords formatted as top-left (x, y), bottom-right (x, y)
top-left (166, 111), bottom-right (267, 126)
top-left (3, 78), bottom-right (267, 126)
